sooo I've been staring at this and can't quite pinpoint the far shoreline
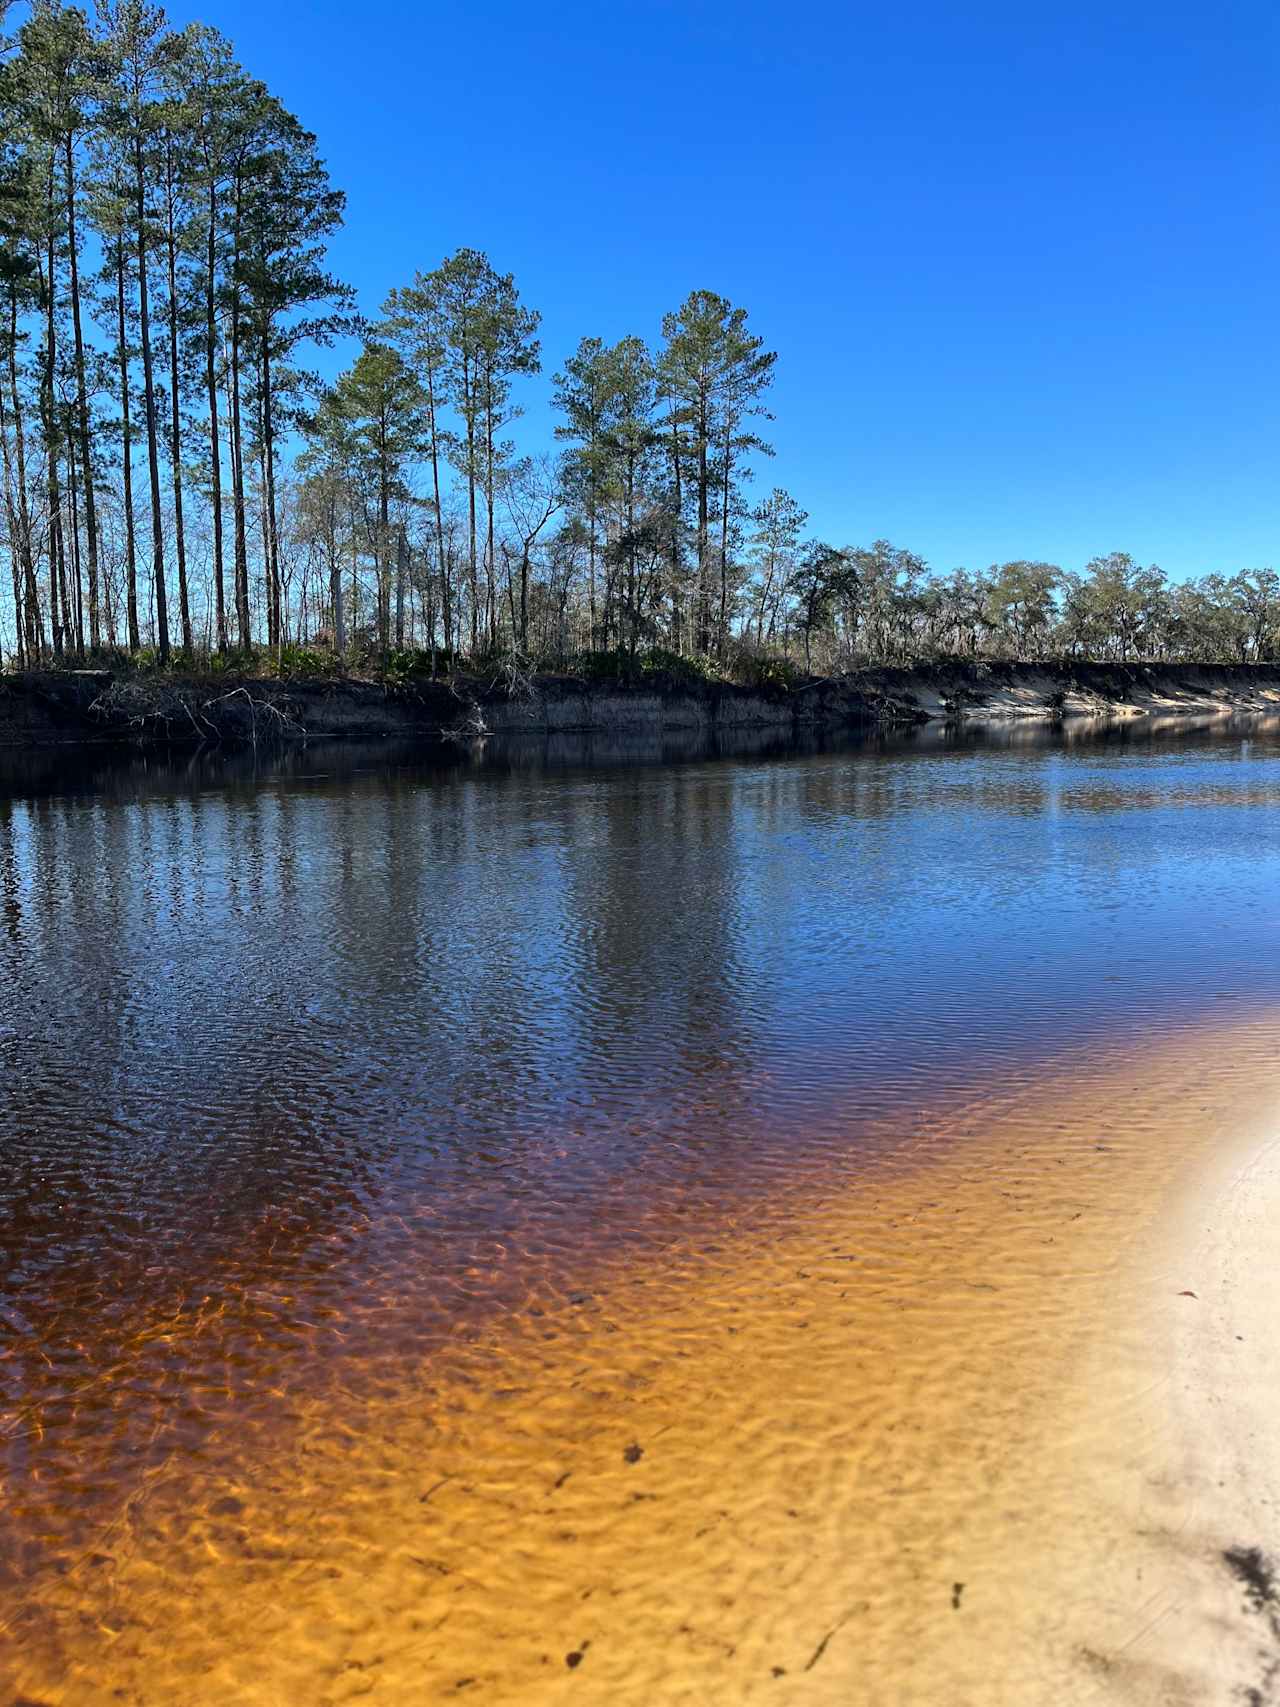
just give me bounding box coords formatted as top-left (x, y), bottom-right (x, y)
top-left (2, 657), bottom-right (1280, 754)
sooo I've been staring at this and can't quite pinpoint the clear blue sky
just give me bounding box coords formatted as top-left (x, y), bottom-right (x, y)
top-left (164, 0), bottom-right (1277, 579)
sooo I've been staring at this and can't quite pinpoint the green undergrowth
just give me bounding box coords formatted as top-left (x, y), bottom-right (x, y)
top-left (14, 643), bottom-right (794, 693)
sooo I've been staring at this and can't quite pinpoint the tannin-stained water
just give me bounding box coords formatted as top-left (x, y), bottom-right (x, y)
top-left (3, 717), bottom-right (1280, 1704)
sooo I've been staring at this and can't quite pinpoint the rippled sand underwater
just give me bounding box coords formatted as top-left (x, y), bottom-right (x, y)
top-left (6, 724), bottom-right (1280, 1704)
top-left (5, 1014), bottom-right (1279, 1706)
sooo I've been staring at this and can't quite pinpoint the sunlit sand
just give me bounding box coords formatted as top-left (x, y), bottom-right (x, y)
top-left (4, 1013), bottom-right (1278, 1703)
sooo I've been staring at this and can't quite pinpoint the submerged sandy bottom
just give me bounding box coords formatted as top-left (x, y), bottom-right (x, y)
top-left (5, 1014), bottom-right (1280, 1705)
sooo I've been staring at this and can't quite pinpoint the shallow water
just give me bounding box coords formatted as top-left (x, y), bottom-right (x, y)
top-left (3, 716), bottom-right (1280, 1703)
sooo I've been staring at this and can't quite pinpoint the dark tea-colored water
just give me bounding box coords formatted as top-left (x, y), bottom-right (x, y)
top-left (3, 716), bottom-right (1280, 1704)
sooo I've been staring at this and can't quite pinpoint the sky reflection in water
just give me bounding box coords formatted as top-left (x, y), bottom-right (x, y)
top-left (1, 715), bottom-right (1279, 1601)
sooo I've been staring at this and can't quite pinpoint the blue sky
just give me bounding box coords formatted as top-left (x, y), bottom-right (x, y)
top-left (161, 0), bottom-right (1277, 579)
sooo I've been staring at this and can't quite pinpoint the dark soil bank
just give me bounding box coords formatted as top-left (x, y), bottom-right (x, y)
top-left (3, 659), bottom-right (1279, 749)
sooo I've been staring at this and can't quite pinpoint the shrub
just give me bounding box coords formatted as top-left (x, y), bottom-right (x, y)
top-left (556, 646), bottom-right (723, 686)
top-left (275, 644), bottom-right (335, 681)
top-left (636, 646), bottom-right (720, 685)
top-left (378, 648), bottom-right (439, 688)
top-left (728, 651), bottom-right (802, 691)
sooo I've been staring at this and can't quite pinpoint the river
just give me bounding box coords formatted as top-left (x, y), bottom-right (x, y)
top-left (3, 717), bottom-right (1280, 1704)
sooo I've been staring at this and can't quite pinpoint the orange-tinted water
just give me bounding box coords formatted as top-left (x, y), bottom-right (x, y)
top-left (4, 726), bottom-right (1280, 1703)
top-left (5, 1013), bottom-right (1279, 1704)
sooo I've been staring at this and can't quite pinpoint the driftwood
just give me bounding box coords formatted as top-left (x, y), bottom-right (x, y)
top-left (86, 678), bottom-right (307, 747)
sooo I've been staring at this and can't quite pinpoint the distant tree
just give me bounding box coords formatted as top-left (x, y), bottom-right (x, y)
top-left (425, 248), bottom-right (539, 655)
top-left (658, 291), bottom-right (775, 656)
top-left (382, 269), bottom-right (455, 653)
top-left (1065, 552), bottom-right (1167, 661)
top-left (788, 540), bottom-right (850, 672)
top-left (985, 561), bottom-right (1060, 656)
top-left (326, 342), bottom-right (424, 652)
top-left (500, 453), bottom-right (560, 654)
top-left (474, 263), bottom-right (539, 651)
top-left (178, 22), bottom-right (243, 652)
top-left (1232, 568), bottom-right (1280, 661)
top-left (840, 541), bottom-right (928, 664)
top-left (552, 335), bottom-right (612, 647)
top-left (746, 488), bottom-right (806, 648)
top-left (100, 0), bottom-right (174, 661)
top-left (235, 96), bottom-right (352, 649)
top-left (932, 569), bottom-right (992, 656)
top-left (297, 380), bottom-right (364, 657)
top-left (599, 337), bottom-right (659, 654)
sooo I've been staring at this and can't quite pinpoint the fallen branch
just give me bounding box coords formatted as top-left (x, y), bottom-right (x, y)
top-left (199, 686), bottom-right (307, 747)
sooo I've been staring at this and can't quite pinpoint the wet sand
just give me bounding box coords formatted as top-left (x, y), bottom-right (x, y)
top-left (4, 1013), bottom-right (1280, 1705)
top-left (1071, 1096), bottom-right (1280, 1703)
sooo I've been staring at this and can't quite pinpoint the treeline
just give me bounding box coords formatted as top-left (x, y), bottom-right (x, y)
top-left (1, 3), bottom-right (1275, 680)
top-left (0, 0), bottom-right (350, 665)
top-left (768, 551), bottom-right (1280, 674)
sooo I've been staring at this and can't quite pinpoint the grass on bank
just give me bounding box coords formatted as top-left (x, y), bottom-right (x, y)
top-left (9, 643), bottom-right (810, 694)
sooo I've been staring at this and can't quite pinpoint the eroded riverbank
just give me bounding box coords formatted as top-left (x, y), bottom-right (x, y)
top-left (3, 658), bottom-right (1280, 749)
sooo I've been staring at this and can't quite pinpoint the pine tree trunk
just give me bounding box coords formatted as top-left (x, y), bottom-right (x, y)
top-left (55, 487), bottom-right (71, 656)
top-left (116, 243), bottom-right (140, 651)
top-left (42, 196), bottom-right (64, 659)
top-left (135, 133), bottom-right (170, 663)
top-left (348, 495), bottom-right (359, 639)
top-left (667, 395), bottom-right (683, 654)
top-left (464, 351), bottom-right (478, 654)
top-left (165, 151), bottom-right (192, 652)
top-left (330, 488), bottom-right (345, 660)
top-left (260, 337), bottom-right (282, 652)
top-left (65, 414), bottom-right (85, 656)
top-left (0, 350), bottom-right (26, 667)
top-left (6, 283), bottom-right (40, 660)
top-left (395, 525), bottom-right (407, 650)
top-left (258, 435), bottom-right (276, 647)
top-left (588, 482), bottom-right (597, 651)
top-left (484, 387), bottom-right (496, 650)
top-left (204, 172), bottom-right (226, 652)
top-left (627, 453), bottom-right (638, 658)
top-left (426, 364), bottom-right (450, 666)
top-left (719, 414), bottom-right (732, 656)
top-left (228, 166), bottom-right (250, 649)
top-left (370, 414), bottom-right (386, 651)
top-left (64, 133), bottom-right (100, 652)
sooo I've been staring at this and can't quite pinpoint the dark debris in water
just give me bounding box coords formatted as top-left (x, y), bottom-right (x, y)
top-left (801, 1606), bottom-right (861, 1672)
top-left (1224, 1545), bottom-right (1280, 1622)
top-left (1223, 1546), bottom-right (1280, 1707)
